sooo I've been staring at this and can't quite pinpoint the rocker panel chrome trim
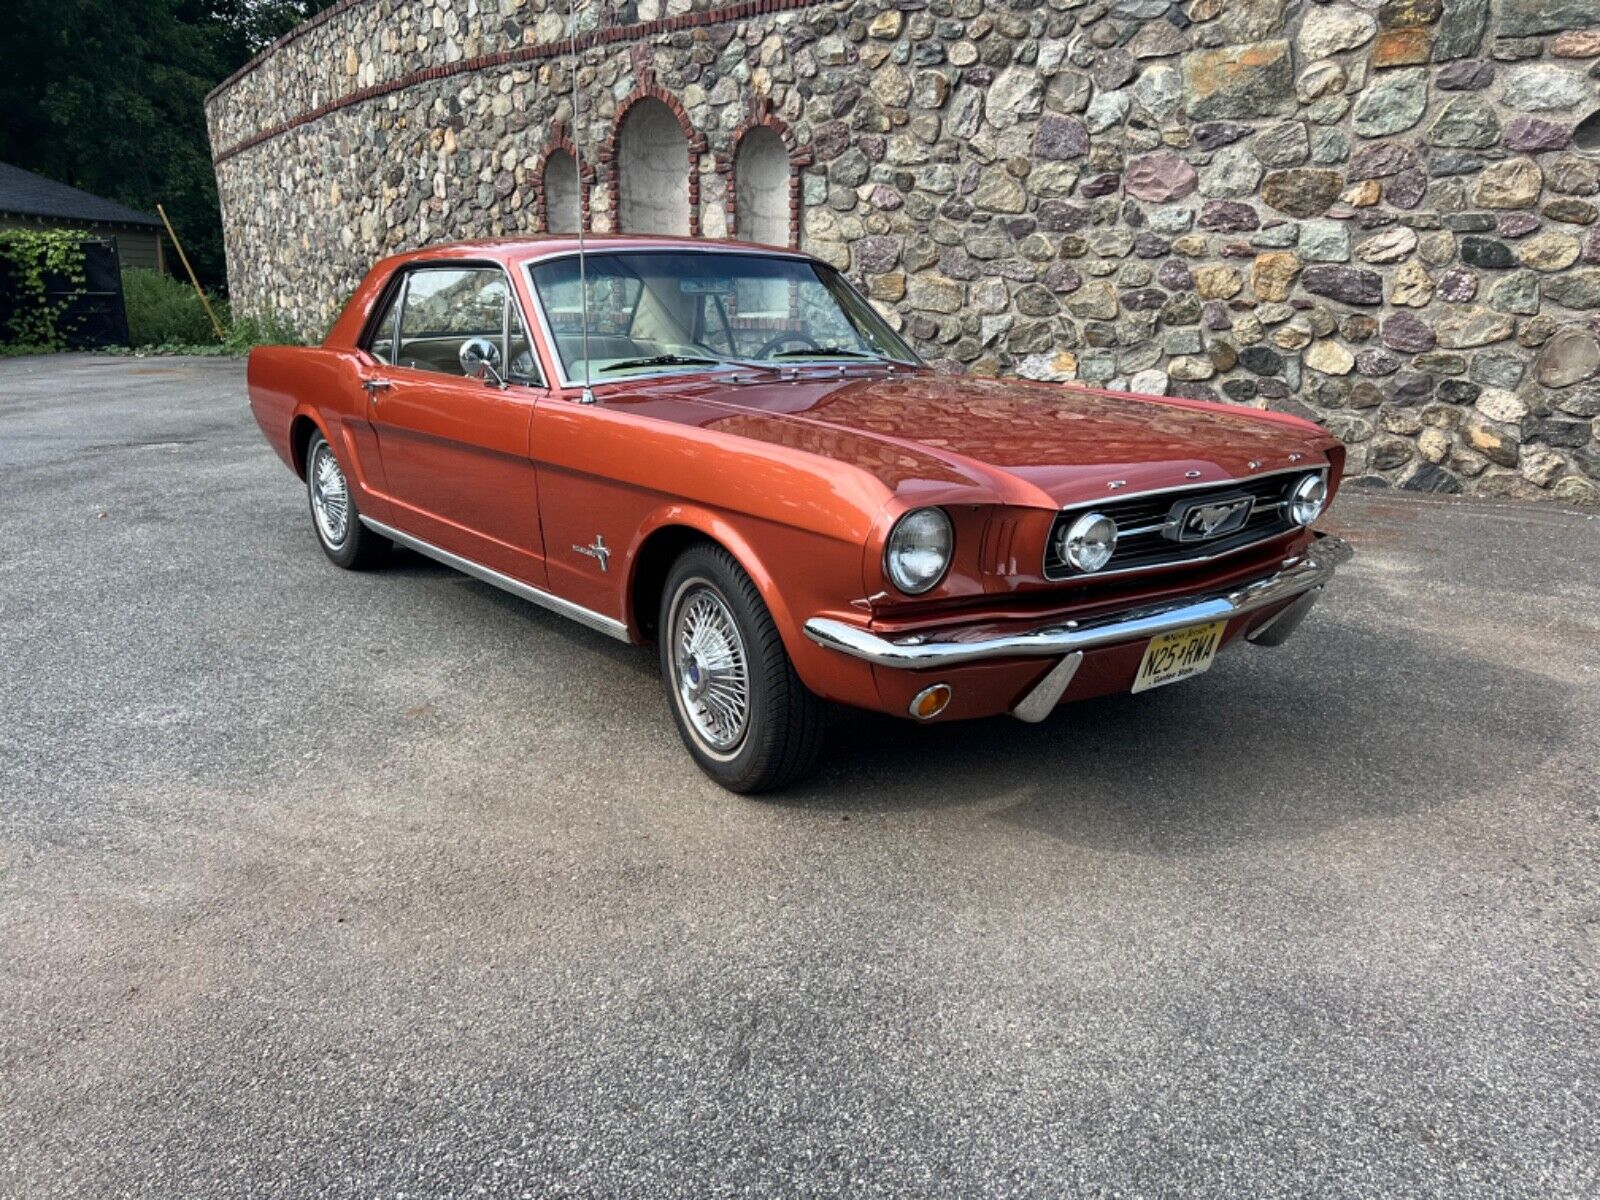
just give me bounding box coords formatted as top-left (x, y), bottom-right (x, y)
top-left (359, 517), bottom-right (631, 642)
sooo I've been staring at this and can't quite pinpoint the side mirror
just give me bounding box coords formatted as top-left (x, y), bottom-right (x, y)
top-left (459, 336), bottom-right (505, 388)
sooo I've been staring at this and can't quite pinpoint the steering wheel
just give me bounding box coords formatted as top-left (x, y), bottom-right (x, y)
top-left (754, 332), bottom-right (822, 359)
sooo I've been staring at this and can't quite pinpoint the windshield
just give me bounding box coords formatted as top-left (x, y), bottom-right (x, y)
top-left (526, 251), bottom-right (920, 382)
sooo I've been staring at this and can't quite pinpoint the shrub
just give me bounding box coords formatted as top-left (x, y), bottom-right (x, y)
top-left (224, 307), bottom-right (304, 353)
top-left (107, 270), bottom-right (308, 356)
top-left (122, 267), bottom-right (222, 347)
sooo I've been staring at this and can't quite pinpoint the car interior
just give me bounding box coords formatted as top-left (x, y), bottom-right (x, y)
top-left (369, 266), bottom-right (541, 385)
top-left (367, 255), bottom-right (915, 387)
top-left (546, 271), bottom-right (744, 378)
top-left (535, 255), bottom-right (878, 379)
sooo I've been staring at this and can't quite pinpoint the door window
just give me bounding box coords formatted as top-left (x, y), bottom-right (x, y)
top-left (394, 267), bottom-right (542, 386)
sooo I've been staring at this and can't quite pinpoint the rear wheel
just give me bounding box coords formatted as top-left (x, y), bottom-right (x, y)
top-left (659, 545), bottom-right (827, 794)
top-left (306, 431), bottom-right (388, 569)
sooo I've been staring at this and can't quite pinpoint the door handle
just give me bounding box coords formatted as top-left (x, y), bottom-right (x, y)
top-left (361, 378), bottom-right (392, 401)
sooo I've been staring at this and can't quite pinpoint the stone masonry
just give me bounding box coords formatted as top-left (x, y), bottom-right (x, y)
top-left (206, 0), bottom-right (1600, 504)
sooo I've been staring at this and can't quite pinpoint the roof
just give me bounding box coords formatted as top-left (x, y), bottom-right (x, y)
top-left (378, 233), bottom-right (811, 270)
top-left (0, 162), bottom-right (162, 229)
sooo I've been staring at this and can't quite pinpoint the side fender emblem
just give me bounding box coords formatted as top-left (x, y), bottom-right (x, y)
top-left (573, 534), bottom-right (611, 573)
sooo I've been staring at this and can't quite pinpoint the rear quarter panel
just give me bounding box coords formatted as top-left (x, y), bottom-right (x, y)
top-left (247, 345), bottom-right (390, 520)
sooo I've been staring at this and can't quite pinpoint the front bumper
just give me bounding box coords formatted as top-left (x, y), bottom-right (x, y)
top-left (803, 533), bottom-right (1354, 670)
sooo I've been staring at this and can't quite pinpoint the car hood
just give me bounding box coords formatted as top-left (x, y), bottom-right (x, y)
top-left (648, 369), bottom-right (1330, 509)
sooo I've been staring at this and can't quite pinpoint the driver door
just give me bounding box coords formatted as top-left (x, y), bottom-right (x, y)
top-left (361, 264), bottom-right (547, 582)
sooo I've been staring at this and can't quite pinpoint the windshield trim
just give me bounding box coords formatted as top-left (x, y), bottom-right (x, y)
top-left (520, 246), bottom-right (922, 390)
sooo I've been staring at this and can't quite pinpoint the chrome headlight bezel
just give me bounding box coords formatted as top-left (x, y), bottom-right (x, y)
top-left (1060, 511), bottom-right (1119, 574)
top-left (883, 507), bottom-right (954, 595)
top-left (1289, 472), bottom-right (1328, 527)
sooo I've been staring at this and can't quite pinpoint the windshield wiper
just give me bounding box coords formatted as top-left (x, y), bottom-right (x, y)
top-left (597, 354), bottom-right (723, 373)
top-left (770, 346), bottom-right (877, 360)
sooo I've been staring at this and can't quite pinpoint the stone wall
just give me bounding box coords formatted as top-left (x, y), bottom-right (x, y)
top-left (206, 0), bottom-right (1600, 505)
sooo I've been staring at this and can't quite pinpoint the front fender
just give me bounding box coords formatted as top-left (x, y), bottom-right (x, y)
top-left (624, 503), bottom-right (882, 710)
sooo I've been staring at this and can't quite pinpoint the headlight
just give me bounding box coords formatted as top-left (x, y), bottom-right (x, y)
top-left (1290, 473), bottom-right (1327, 527)
top-left (1061, 511), bottom-right (1118, 573)
top-left (884, 507), bottom-right (953, 594)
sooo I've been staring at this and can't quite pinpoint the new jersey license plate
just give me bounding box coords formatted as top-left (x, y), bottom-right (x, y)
top-left (1131, 620), bottom-right (1226, 694)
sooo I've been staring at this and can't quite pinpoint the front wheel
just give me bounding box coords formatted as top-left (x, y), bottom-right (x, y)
top-left (659, 545), bottom-right (827, 794)
top-left (306, 431), bottom-right (388, 569)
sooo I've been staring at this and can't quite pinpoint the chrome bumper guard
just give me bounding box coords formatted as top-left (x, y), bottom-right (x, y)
top-left (804, 534), bottom-right (1354, 670)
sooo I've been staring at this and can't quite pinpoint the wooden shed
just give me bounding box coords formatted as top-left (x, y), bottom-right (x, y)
top-left (0, 162), bottom-right (166, 272)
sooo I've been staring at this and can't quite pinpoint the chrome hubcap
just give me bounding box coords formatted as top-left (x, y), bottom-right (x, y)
top-left (672, 585), bottom-right (750, 755)
top-left (309, 443), bottom-right (350, 547)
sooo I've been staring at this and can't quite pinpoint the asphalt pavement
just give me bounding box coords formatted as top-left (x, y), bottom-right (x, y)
top-left (1, 354), bottom-right (1596, 1198)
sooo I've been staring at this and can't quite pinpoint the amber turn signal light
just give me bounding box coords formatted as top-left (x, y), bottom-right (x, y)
top-left (909, 683), bottom-right (952, 720)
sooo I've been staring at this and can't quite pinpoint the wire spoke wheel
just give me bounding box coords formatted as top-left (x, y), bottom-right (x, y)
top-left (309, 442), bottom-right (350, 548)
top-left (671, 583), bottom-right (751, 756)
top-left (657, 545), bottom-right (827, 793)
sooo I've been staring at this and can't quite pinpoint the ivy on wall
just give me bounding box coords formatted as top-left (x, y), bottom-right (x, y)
top-left (0, 228), bottom-right (88, 352)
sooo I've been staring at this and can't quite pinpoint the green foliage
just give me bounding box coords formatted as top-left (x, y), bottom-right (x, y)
top-left (223, 307), bottom-right (304, 354)
top-left (99, 342), bottom-right (235, 358)
top-left (122, 266), bottom-right (222, 347)
top-left (0, 227), bottom-right (89, 351)
top-left (0, 1), bottom-right (343, 290)
top-left (117, 267), bottom-right (305, 354)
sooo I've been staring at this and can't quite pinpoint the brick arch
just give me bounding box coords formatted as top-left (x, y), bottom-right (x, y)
top-left (530, 122), bottom-right (597, 232)
top-left (719, 102), bottom-right (811, 249)
top-left (601, 79), bottom-right (708, 236)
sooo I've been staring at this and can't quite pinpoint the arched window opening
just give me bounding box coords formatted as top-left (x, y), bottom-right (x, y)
top-left (543, 149), bottom-right (581, 233)
top-left (617, 98), bottom-right (689, 235)
top-left (1575, 108), bottom-right (1600, 153)
top-left (735, 126), bottom-right (789, 249)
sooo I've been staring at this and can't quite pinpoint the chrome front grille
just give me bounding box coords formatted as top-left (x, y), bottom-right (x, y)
top-left (1044, 469), bottom-right (1319, 580)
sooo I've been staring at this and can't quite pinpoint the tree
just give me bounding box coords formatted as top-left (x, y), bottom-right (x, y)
top-left (0, 1), bottom-right (340, 289)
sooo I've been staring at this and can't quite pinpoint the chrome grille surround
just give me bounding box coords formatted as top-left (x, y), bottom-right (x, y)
top-left (1043, 466), bottom-right (1327, 581)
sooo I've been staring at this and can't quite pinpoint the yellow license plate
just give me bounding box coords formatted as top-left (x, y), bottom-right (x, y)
top-left (1131, 620), bottom-right (1226, 694)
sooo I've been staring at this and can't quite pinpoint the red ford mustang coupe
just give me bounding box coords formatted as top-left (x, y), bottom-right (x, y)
top-left (248, 235), bottom-right (1351, 792)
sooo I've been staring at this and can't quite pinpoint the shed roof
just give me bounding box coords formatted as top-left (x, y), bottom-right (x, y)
top-left (0, 162), bottom-right (162, 228)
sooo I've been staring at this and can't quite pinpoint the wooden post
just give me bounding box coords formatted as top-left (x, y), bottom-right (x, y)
top-left (155, 203), bottom-right (225, 342)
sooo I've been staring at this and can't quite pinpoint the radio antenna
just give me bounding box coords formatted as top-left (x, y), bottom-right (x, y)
top-left (569, 1), bottom-right (594, 404)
